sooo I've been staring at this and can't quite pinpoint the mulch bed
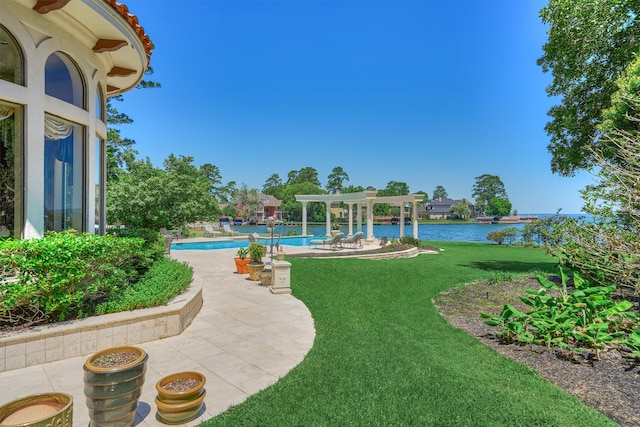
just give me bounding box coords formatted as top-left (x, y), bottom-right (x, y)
top-left (433, 278), bottom-right (640, 427)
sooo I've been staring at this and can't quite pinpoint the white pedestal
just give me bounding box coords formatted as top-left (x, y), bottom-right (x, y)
top-left (270, 260), bottom-right (292, 294)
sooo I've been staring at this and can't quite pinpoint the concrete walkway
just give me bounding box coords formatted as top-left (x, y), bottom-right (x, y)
top-left (0, 245), bottom-right (317, 426)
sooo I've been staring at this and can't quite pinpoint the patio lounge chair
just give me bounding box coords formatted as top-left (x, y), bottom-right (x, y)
top-left (203, 224), bottom-right (221, 237)
top-left (223, 224), bottom-right (238, 235)
top-left (341, 231), bottom-right (364, 249)
top-left (309, 232), bottom-right (344, 249)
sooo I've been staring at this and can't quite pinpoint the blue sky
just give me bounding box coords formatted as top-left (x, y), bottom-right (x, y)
top-left (118, 0), bottom-right (592, 214)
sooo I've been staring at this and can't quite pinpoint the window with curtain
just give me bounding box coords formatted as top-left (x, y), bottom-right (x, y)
top-left (44, 114), bottom-right (84, 232)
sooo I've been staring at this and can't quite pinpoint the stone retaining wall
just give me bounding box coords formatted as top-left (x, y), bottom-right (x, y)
top-left (0, 276), bottom-right (203, 373)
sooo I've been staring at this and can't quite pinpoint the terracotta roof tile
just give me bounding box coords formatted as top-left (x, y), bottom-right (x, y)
top-left (104, 0), bottom-right (153, 63)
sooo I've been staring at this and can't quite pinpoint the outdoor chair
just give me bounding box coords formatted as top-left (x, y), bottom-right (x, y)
top-left (203, 224), bottom-right (221, 237)
top-left (173, 227), bottom-right (183, 239)
top-left (342, 231), bottom-right (364, 249)
top-left (267, 233), bottom-right (281, 253)
top-left (223, 224), bottom-right (238, 235)
top-left (159, 227), bottom-right (169, 236)
top-left (309, 232), bottom-right (344, 249)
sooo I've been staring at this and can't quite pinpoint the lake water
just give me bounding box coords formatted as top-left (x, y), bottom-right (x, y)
top-left (172, 223), bottom-right (524, 251)
top-left (173, 213), bottom-right (586, 250)
top-left (235, 214), bottom-right (588, 243)
top-left (247, 223), bottom-right (528, 243)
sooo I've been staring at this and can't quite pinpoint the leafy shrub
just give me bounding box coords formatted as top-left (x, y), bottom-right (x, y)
top-left (398, 236), bottom-right (421, 248)
top-left (487, 227), bottom-right (519, 245)
top-left (108, 227), bottom-right (165, 260)
top-left (0, 231), bottom-right (156, 326)
top-left (248, 242), bottom-right (266, 262)
top-left (481, 268), bottom-right (637, 360)
top-left (96, 258), bottom-right (193, 314)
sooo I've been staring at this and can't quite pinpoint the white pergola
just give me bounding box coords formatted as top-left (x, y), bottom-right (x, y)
top-left (295, 190), bottom-right (424, 241)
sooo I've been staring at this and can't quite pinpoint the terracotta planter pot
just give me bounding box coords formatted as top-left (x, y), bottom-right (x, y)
top-left (0, 392), bottom-right (72, 427)
top-left (233, 257), bottom-right (250, 274)
top-left (247, 263), bottom-right (264, 281)
top-left (155, 371), bottom-right (206, 424)
top-left (83, 345), bottom-right (148, 427)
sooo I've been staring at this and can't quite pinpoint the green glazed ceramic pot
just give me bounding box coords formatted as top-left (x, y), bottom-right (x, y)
top-left (155, 371), bottom-right (206, 424)
top-left (0, 392), bottom-right (72, 427)
top-left (83, 345), bottom-right (148, 427)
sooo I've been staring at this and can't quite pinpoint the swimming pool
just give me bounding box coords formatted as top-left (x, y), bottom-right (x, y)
top-left (172, 235), bottom-right (315, 250)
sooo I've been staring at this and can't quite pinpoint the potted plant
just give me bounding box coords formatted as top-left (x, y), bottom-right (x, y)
top-left (234, 247), bottom-right (250, 274)
top-left (247, 242), bottom-right (266, 281)
top-left (0, 392), bottom-right (73, 427)
top-left (155, 371), bottom-right (206, 424)
top-left (83, 345), bottom-right (148, 427)
top-left (331, 223), bottom-right (341, 236)
top-left (259, 269), bottom-right (272, 286)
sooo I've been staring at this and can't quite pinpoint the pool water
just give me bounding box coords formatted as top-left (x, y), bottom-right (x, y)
top-left (172, 235), bottom-right (315, 250)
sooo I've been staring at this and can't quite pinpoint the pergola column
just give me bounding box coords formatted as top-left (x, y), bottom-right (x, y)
top-left (325, 202), bottom-right (332, 237)
top-left (357, 202), bottom-right (362, 233)
top-left (412, 202), bottom-right (419, 238)
top-left (399, 204), bottom-right (405, 238)
top-left (346, 202), bottom-right (354, 236)
top-left (301, 202), bottom-right (308, 236)
top-left (366, 199), bottom-right (375, 241)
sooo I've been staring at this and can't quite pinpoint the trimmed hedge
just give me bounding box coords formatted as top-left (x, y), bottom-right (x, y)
top-left (96, 257), bottom-right (193, 314)
top-left (0, 229), bottom-right (170, 326)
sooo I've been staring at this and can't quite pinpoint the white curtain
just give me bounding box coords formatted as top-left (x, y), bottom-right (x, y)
top-left (44, 115), bottom-right (72, 140)
top-left (0, 104), bottom-right (13, 121)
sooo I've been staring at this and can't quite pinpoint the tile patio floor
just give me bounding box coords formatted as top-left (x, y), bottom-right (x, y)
top-left (0, 243), bottom-right (319, 426)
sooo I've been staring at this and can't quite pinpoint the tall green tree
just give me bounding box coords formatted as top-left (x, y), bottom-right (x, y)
top-left (485, 197), bottom-right (512, 217)
top-left (232, 183), bottom-right (260, 222)
top-left (472, 174), bottom-right (508, 216)
top-left (432, 185), bottom-right (448, 200)
top-left (326, 166), bottom-right (350, 194)
top-left (106, 154), bottom-right (219, 229)
top-left (279, 182), bottom-right (326, 222)
top-left (342, 185), bottom-right (364, 194)
top-left (379, 181), bottom-right (410, 196)
top-left (107, 67), bottom-right (161, 181)
top-left (262, 174), bottom-right (283, 198)
top-left (538, 0), bottom-right (640, 176)
top-left (415, 190), bottom-right (429, 206)
top-left (286, 167), bottom-right (321, 187)
top-left (547, 55), bottom-right (640, 291)
top-left (374, 181), bottom-right (410, 216)
top-left (450, 199), bottom-right (471, 219)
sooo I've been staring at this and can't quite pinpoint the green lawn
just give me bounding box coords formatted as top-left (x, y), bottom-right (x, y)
top-left (201, 241), bottom-right (615, 426)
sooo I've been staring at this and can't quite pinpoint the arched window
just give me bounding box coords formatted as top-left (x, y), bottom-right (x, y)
top-left (0, 25), bottom-right (24, 85)
top-left (45, 52), bottom-right (85, 108)
top-left (95, 83), bottom-right (105, 121)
